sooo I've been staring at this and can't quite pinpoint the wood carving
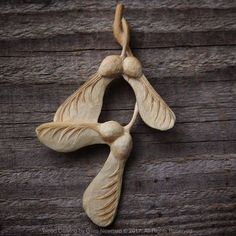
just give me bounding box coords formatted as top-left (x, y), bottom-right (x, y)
top-left (54, 72), bottom-right (114, 123)
top-left (123, 74), bottom-right (176, 130)
top-left (35, 3), bottom-right (176, 227)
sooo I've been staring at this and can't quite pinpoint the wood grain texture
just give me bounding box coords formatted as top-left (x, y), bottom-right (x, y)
top-left (0, 0), bottom-right (236, 55)
top-left (0, 0), bottom-right (236, 235)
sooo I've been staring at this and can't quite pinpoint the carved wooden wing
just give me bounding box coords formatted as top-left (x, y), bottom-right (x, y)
top-left (83, 149), bottom-right (126, 227)
top-left (36, 122), bottom-right (104, 152)
top-left (54, 72), bottom-right (113, 123)
top-left (123, 74), bottom-right (176, 130)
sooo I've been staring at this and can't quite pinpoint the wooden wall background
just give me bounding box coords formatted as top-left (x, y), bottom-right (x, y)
top-left (0, 0), bottom-right (236, 235)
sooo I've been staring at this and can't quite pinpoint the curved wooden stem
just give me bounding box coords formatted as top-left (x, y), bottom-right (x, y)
top-left (113, 3), bottom-right (133, 57)
top-left (113, 3), bottom-right (123, 47)
top-left (113, 4), bottom-right (137, 131)
top-left (121, 18), bottom-right (133, 57)
top-left (120, 17), bottom-right (129, 57)
top-left (125, 102), bottom-right (139, 131)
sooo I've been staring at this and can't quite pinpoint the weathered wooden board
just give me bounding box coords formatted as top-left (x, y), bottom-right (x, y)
top-left (0, 1), bottom-right (236, 236)
top-left (1, 0), bottom-right (236, 55)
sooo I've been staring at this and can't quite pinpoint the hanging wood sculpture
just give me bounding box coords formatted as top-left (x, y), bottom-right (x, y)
top-left (36, 3), bottom-right (176, 227)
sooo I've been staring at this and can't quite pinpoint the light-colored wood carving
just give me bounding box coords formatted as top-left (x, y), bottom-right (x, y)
top-left (123, 74), bottom-right (176, 130)
top-left (112, 4), bottom-right (176, 131)
top-left (36, 122), bottom-right (105, 152)
top-left (83, 129), bottom-right (132, 227)
top-left (54, 73), bottom-right (114, 123)
top-left (35, 3), bottom-right (176, 227)
top-left (37, 119), bottom-right (135, 227)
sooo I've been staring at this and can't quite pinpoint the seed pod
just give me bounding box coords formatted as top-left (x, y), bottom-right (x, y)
top-left (99, 121), bottom-right (124, 142)
top-left (98, 55), bottom-right (123, 77)
top-left (111, 133), bottom-right (133, 160)
top-left (123, 56), bottom-right (142, 78)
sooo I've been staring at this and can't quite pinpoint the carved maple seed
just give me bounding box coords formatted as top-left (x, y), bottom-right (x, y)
top-left (113, 4), bottom-right (176, 131)
top-left (99, 121), bottom-right (124, 142)
top-left (36, 122), bottom-right (105, 152)
top-left (123, 56), bottom-right (142, 78)
top-left (98, 55), bottom-right (123, 77)
top-left (83, 129), bottom-right (133, 227)
top-left (111, 133), bottom-right (132, 160)
top-left (35, 3), bottom-right (177, 228)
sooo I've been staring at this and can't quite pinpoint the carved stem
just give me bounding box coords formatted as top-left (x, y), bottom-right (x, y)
top-left (113, 3), bottom-right (123, 46)
top-left (120, 17), bottom-right (129, 57)
top-left (113, 4), bottom-right (138, 130)
top-left (113, 4), bottom-right (133, 57)
top-left (125, 102), bottom-right (139, 131)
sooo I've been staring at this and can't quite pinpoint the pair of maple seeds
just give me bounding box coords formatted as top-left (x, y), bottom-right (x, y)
top-left (36, 3), bottom-right (176, 227)
top-left (98, 55), bottom-right (142, 78)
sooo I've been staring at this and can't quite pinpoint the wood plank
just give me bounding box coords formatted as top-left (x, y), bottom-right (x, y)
top-left (0, 1), bottom-right (236, 235)
top-left (1, 0), bottom-right (236, 14)
top-left (1, 119), bottom-right (236, 147)
top-left (0, 154), bottom-right (235, 235)
top-left (1, 46), bottom-right (236, 84)
top-left (0, 1), bottom-right (236, 54)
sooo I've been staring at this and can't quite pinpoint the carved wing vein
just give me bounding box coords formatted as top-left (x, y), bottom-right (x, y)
top-left (97, 204), bottom-right (117, 217)
top-left (124, 74), bottom-right (176, 130)
top-left (102, 176), bottom-right (119, 190)
top-left (97, 185), bottom-right (118, 200)
top-left (54, 72), bottom-right (102, 122)
top-left (98, 193), bottom-right (118, 212)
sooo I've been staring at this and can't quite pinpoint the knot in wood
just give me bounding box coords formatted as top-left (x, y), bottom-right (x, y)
top-left (98, 55), bottom-right (123, 77)
top-left (123, 56), bottom-right (142, 78)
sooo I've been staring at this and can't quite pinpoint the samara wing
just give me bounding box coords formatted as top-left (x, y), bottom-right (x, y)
top-left (54, 73), bottom-right (113, 123)
top-left (123, 74), bottom-right (176, 130)
top-left (83, 133), bottom-right (132, 227)
top-left (36, 122), bottom-right (104, 152)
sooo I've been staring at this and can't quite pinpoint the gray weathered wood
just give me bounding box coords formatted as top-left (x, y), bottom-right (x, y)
top-left (0, 0), bottom-right (236, 55)
top-left (0, 1), bottom-right (236, 235)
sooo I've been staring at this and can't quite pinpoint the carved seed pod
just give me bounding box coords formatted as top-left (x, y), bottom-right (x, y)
top-left (98, 55), bottom-right (123, 77)
top-left (99, 121), bottom-right (124, 142)
top-left (123, 56), bottom-right (142, 78)
top-left (111, 132), bottom-right (132, 160)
